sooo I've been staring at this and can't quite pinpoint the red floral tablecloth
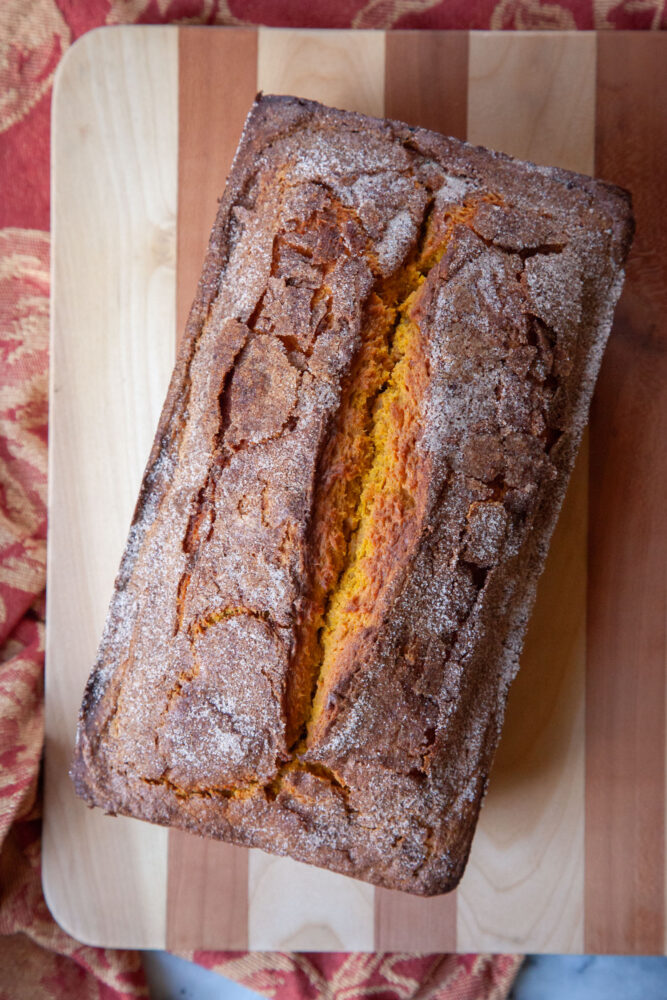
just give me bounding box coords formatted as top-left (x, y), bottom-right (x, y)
top-left (1, 2), bottom-right (662, 999)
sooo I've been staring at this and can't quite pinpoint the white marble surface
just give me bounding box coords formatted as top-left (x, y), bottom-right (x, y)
top-left (142, 953), bottom-right (263, 1000)
top-left (143, 952), bottom-right (667, 1000)
top-left (511, 956), bottom-right (667, 999)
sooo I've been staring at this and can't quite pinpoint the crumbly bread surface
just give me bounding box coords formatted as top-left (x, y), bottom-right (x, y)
top-left (72, 95), bottom-right (633, 895)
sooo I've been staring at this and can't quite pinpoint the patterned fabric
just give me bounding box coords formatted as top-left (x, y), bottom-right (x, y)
top-left (193, 952), bottom-right (522, 1000)
top-left (0, 1), bottom-right (660, 998)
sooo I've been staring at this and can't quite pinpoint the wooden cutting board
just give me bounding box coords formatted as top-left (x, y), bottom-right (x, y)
top-left (45, 26), bottom-right (667, 955)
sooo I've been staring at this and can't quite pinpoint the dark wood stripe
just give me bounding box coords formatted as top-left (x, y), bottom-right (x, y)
top-left (167, 832), bottom-right (250, 950)
top-left (385, 31), bottom-right (468, 139)
top-left (175, 27), bottom-right (259, 340)
top-left (586, 32), bottom-right (667, 955)
top-left (374, 29), bottom-right (468, 953)
top-left (374, 885), bottom-right (458, 953)
top-left (166, 26), bottom-right (258, 952)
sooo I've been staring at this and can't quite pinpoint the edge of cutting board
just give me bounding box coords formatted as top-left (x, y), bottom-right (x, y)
top-left (44, 26), bottom-right (667, 953)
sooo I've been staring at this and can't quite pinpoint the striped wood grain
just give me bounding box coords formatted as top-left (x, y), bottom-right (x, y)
top-left (45, 27), bottom-right (665, 954)
top-left (586, 32), bottom-right (667, 955)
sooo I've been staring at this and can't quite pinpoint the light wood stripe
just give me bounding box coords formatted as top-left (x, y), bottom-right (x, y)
top-left (458, 440), bottom-right (588, 952)
top-left (467, 31), bottom-right (595, 175)
top-left (257, 27), bottom-right (384, 117)
top-left (373, 28), bottom-right (469, 953)
top-left (165, 27), bottom-right (258, 952)
top-left (586, 32), bottom-right (667, 955)
top-left (458, 31), bottom-right (595, 952)
top-left (248, 854), bottom-right (374, 951)
top-left (45, 26), bottom-right (177, 947)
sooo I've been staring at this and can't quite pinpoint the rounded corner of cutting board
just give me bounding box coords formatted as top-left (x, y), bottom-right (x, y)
top-left (53, 27), bottom-right (107, 96)
top-left (54, 25), bottom-right (172, 108)
top-left (41, 836), bottom-right (164, 951)
top-left (41, 853), bottom-right (103, 950)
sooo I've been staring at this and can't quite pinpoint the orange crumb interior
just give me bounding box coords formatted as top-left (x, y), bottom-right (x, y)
top-left (286, 199), bottom-right (486, 750)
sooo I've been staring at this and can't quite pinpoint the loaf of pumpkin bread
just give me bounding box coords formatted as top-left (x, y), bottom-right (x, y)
top-left (72, 95), bottom-right (633, 895)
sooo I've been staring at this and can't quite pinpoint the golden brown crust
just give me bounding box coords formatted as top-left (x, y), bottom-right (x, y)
top-left (71, 95), bottom-right (633, 895)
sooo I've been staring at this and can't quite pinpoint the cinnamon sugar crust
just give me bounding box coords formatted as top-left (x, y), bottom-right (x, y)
top-left (71, 95), bottom-right (633, 895)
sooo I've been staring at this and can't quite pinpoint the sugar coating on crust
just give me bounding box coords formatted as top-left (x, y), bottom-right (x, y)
top-left (71, 95), bottom-right (633, 895)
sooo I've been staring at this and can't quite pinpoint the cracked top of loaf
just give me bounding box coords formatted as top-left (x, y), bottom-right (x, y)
top-left (72, 95), bottom-right (633, 895)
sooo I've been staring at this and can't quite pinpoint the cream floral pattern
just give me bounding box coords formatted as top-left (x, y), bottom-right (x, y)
top-left (0, 0), bottom-right (69, 134)
top-left (0, 1), bottom-right (662, 997)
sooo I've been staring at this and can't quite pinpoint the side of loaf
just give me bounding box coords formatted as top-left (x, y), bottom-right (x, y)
top-left (71, 95), bottom-right (633, 895)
